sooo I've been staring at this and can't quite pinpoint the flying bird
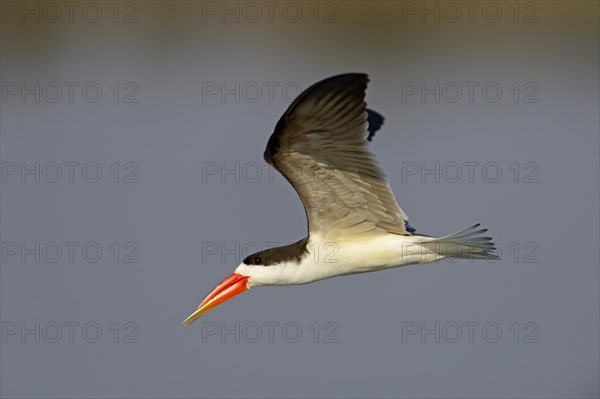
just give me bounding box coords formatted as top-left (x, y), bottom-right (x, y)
top-left (183, 73), bottom-right (496, 326)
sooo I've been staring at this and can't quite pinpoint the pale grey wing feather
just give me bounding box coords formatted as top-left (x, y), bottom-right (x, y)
top-left (264, 73), bottom-right (410, 238)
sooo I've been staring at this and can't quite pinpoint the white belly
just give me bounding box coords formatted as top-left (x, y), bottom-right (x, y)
top-left (239, 233), bottom-right (438, 287)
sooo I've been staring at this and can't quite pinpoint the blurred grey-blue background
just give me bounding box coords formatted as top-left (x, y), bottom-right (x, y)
top-left (1, 1), bottom-right (598, 398)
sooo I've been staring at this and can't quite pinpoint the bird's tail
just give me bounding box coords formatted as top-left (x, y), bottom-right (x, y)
top-left (419, 224), bottom-right (498, 261)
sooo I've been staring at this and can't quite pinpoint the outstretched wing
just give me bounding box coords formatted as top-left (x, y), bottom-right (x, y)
top-left (264, 73), bottom-right (412, 239)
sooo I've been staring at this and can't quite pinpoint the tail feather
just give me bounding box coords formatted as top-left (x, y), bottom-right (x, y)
top-left (423, 223), bottom-right (498, 261)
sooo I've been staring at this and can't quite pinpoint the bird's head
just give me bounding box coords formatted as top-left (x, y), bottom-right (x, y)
top-left (182, 240), bottom-right (309, 326)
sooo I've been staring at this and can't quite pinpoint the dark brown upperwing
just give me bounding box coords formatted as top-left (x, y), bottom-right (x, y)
top-left (264, 73), bottom-right (411, 238)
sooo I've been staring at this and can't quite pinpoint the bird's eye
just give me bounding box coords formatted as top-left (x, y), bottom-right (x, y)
top-left (253, 258), bottom-right (262, 265)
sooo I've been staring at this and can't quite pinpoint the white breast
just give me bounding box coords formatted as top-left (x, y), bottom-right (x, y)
top-left (236, 233), bottom-right (437, 287)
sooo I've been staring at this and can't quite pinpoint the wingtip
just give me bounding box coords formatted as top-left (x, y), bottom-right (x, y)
top-left (366, 109), bottom-right (385, 142)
